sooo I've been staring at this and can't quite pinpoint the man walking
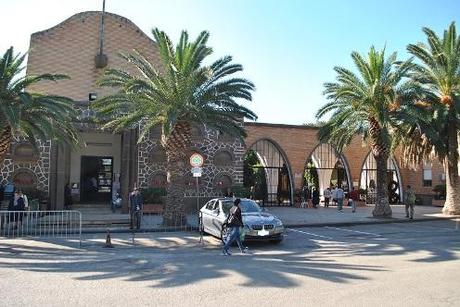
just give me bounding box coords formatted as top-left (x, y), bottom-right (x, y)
top-left (348, 187), bottom-right (359, 213)
top-left (405, 185), bottom-right (416, 219)
top-left (222, 198), bottom-right (246, 255)
top-left (336, 185), bottom-right (344, 212)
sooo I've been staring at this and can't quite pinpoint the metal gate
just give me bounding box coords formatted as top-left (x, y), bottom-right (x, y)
top-left (245, 139), bottom-right (293, 206)
top-left (0, 210), bottom-right (82, 247)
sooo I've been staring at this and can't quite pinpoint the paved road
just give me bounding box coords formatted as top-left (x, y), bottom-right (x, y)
top-left (0, 220), bottom-right (459, 306)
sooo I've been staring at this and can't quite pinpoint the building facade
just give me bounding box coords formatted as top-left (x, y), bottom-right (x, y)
top-left (0, 11), bottom-right (451, 210)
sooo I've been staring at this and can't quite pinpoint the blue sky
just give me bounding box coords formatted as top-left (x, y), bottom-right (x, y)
top-left (1, 0), bottom-right (459, 124)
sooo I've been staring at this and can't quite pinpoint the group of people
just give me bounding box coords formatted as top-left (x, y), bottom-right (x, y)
top-left (301, 185), bottom-right (359, 213)
top-left (0, 188), bottom-right (29, 230)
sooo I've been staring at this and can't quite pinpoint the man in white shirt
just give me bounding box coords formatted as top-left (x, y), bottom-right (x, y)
top-left (323, 187), bottom-right (331, 208)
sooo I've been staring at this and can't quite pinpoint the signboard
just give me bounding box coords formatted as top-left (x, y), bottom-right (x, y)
top-left (12, 169), bottom-right (38, 188)
top-left (189, 153), bottom-right (204, 167)
top-left (191, 166), bottom-right (202, 177)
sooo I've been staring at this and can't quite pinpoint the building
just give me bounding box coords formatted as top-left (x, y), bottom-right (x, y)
top-left (0, 11), bottom-right (450, 211)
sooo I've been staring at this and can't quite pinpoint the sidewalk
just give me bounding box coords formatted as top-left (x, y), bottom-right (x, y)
top-left (76, 204), bottom-right (459, 233)
top-left (268, 204), bottom-right (458, 228)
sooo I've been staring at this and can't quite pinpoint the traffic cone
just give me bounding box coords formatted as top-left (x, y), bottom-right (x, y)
top-left (104, 230), bottom-right (114, 248)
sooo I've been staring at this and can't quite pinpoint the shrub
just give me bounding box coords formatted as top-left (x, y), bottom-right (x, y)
top-left (141, 187), bottom-right (166, 204)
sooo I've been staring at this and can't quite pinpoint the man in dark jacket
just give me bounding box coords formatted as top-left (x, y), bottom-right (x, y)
top-left (222, 198), bottom-right (246, 255)
top-left (8, 191), bottom-right (25, 229)
top-left (129, 188), bottom-right (143, 230)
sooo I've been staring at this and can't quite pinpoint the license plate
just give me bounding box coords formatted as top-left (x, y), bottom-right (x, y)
top-left (258, 229), bottom-right (269, 236)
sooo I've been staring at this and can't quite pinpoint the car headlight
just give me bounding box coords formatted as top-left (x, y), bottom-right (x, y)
top-left (274, 219), bottom-right (283, 227)
top-left (244, 225), bottom-right (251, 230)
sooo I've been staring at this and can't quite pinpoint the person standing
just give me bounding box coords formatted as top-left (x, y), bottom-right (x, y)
top-left (312, 188), bottom-right (320, 209)
top-left (336, 185), bottom-right (344, 212)
top-left (348, 187), bottom-right (359, 213)
top-left (18, 190), bottom-right (28, 211)
top-left (8, 191), bottom-right (25, 229)
top-left (331, 185), bottom-right (338, 207)
top-left (301, 185), bottom-right (309, 208)
top-left (323, 187), bottom-right (331, 208)
top-left (222, 198), bottom-right (246, 255)
top-left (129, 188), bottom-right (143, 230)
top-left (64, 184), bottom-right (73, 210)
top-left (405, 185), bottom-right (416, 219)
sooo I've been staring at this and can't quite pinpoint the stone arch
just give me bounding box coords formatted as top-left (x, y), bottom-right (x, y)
top-left (214, 149), bottom-right (234, 167)
top-left (244, 138), bottom-right (294, 206)
top-left (359, 151), bottom-right (403, 204)
top-left (303, 143), bottom-right (352, 197)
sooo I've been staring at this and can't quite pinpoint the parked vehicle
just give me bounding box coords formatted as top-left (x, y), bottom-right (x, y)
top-left (200, 198), bottom-right (284, 243)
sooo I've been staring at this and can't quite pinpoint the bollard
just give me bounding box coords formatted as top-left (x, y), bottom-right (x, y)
top-left (104, 229), bottom-right (114, 248)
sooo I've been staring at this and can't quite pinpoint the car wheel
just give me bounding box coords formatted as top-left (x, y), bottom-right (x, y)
top-left (221, 224), bottom-right (230, 243)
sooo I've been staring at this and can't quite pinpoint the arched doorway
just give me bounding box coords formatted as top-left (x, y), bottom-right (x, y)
top-left (303, 143), bottom-right (351, 198)
top-left (359, 152), bottom-right (402, 204)
top-left (243, 139), bottom-right (293, 206)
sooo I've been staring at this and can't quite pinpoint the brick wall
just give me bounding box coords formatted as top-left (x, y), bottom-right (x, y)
top-left (26, 11), bottom-right (160, 99)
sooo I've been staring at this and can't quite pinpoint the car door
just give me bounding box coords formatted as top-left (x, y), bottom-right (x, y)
top-left (209, 201), bottom-right (224, 236)
top-left (201, 200), bottom-right (216, 234)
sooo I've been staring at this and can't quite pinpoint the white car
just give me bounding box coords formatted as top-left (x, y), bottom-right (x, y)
top-left (199, 198), bottom-right (284, 243)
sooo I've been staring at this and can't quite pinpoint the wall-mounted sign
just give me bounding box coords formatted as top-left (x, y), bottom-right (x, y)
top-left (190, 153), bottom-right (204, 167)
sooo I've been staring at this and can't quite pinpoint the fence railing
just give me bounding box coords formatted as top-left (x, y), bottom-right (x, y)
top-left (0, 210), bottom-right (82, 247)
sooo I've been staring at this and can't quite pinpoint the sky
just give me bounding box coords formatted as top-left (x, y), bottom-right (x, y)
top-left (1, 0), bottom-right (459, 125)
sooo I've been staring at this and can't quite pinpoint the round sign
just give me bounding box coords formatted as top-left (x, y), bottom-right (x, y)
top-left (190, 153), bottom-right (204, 167)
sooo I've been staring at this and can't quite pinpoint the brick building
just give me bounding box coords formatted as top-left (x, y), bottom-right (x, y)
top-left (0, 11), bottom-right (450, 210)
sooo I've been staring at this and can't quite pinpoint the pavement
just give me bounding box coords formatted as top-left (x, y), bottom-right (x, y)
top-left (1, 220), bottom-right (459, 306)
top-left (75, 204), bottom-right (457, 232)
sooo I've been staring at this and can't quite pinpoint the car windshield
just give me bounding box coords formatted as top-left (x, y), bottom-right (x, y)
top-left (222, 199), bottom-right (261, 214)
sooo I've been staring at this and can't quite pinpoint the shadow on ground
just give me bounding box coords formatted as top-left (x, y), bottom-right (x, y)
top-left (0, 220), bottom-right (458, 288)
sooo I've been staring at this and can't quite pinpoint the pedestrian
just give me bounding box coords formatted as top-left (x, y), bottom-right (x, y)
top-left (336, 185), bottom-right (344, 212)
top-left (64, 183), bottom-right (73, 210)
top-left (348, 187), bottom-right (359, 213)
top-left (222, 198), bottom-right (247, 255)
top-left (323, 187), bottom-right (331, 208)
top-left (129, 187), bottom-right (143, 229)
top-left (405, 185), bottom-right (416, 219)
top-left (18, 190), bottom-right (29, 211)
top-left (331, 185), bottom-right (338, 207)
top-left (8, 190), bottom-right (25, 229)
top-left (301, 184), bottom-right (309, 208)
top-left (312, 188), bottom-right (320, 209)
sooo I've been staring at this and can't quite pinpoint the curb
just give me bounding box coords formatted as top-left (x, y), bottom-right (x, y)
top-left (285, 216), bottom-right (455, 228)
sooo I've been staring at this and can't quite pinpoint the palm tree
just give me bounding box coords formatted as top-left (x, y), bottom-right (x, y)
top-left (316, 47), bottom-right (417, 217)
top-left (0, 47), bottom-right (79, 165)
top-left (93, 29), bottom-right (256, 226)
top-left (400, 22), bottom-right (460, 215)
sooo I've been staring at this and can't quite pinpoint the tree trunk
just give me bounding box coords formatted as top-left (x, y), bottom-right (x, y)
top-left (162, 121), bottom-right (192, 226)
top-left (0, 126), bottom-right (12, 164)
top-left (372, 153), bottom-right (392, 217)
top-left (442, 119), bottom-right (460, 215)
top-left (163, 152), bottom-right (188, 226)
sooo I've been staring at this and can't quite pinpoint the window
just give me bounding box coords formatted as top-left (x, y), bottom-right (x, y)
top-left (423, 163), bottom-right (432, 187)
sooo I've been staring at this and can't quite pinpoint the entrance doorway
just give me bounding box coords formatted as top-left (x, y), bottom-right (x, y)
top-left (80, 156), bottom-right (113, 203)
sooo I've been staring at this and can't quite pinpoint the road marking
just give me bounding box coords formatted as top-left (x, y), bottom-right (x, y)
top-left (326, 226), bottom-right (381, 237)
top-left (287, 228), bottom-right (333, 240)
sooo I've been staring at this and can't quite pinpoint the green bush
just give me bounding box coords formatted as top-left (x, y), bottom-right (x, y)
top-left (231, 185), bottom-right (250, 198)
top-left (141, 187), bottom-right (166, 204)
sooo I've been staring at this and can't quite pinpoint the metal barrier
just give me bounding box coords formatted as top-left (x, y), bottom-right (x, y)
top-left (0, 211), bottom-right (82, 247)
